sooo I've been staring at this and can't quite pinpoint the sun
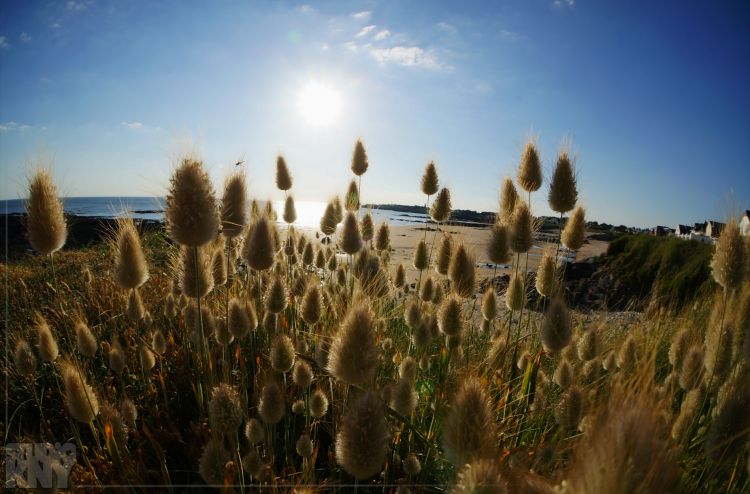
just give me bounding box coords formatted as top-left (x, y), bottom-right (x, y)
top-left (298, 81), bottom-right (342, 127)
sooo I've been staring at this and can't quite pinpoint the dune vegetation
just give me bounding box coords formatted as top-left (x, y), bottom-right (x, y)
top-left (4, 138), bottom-right (750, 492)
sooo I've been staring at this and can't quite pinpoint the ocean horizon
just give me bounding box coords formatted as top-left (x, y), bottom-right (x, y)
top-left (0, 196), bottom-right (431, 228)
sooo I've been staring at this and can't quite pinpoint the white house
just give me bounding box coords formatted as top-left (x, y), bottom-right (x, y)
top-left (740, 210), bottom-right (750, 236)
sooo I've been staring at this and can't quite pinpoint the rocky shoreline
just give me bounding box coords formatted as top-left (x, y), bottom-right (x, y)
top-left (1, 213), bottom-right (162, 258)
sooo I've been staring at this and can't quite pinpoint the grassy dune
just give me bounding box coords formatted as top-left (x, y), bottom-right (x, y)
top-left (4, 141), bottom-right (749, 492)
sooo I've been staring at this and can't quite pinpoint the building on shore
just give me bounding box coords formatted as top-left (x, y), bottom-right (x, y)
top-left (740, 210), bottom-right (750, 236)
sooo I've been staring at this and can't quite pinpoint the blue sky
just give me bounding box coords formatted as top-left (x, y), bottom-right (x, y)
top-left (1, 0), bottom-right (749, 228)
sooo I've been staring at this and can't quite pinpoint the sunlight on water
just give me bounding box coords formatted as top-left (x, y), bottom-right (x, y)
top-left (270, 200), bottom-right (327, 229)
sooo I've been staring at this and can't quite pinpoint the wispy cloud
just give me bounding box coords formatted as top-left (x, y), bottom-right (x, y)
top-left (369, 46), bottom-right (442, 69)
top-left (553, 0), bottom-right (575, 7)
top-left (373, 29), bottom-right (390, 41)
top-left (20, 32), bottom-right (32, 43)
top-left (435, 21), bottom-right (458, 35)
top-left (121, 121), bottom-right (144, 130)
top-left (66, 1), bottom-right (87, 11)
top-left (351, 11), bottom-right (372, 21)
top-left (0, 121), bottom-right (32, 132)
top-left (356, 25), bottom-right (376, 38)
top-left (0, 36), bottom-right (9, 50)
top-left (296, 4), bottom-right (316, 14)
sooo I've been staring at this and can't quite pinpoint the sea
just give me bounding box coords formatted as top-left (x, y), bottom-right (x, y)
top-left (0, 197), bottom-right (430, 228)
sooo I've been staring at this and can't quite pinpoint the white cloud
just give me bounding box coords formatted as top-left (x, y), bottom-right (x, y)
top-left (369, 46), bottom-right (442, 69)
top-left (373, 29), bottom-right (390, 41)
top-left (296, 5), bottom-right (316, 14)
top-left (553, 0), bottom-right (575, 7)
top-left (356, 25), bottom-right (376, 38)
top-left (0, 36), bottom-right (9, 50)
top-left (0, 121), bottom-right (31, 132)
top-left (351, 11), bottom-right (371, 21)
top-left (121, 121), bottom-right (144, 130)
top-left (20, 32), bottom-right (32, 43)
top-left (342, 41), bottom-right (358, 52)
top-left (66, 1), bottom-right (86, 11)
top-left (436, 21), bottom-right (457, 34)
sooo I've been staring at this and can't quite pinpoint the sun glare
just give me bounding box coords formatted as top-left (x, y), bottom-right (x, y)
top-left (298, 81), bottom-right (342, 127)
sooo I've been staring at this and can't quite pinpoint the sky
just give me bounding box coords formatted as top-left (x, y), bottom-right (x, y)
top-left (1, 0), bottom-right (749, 228)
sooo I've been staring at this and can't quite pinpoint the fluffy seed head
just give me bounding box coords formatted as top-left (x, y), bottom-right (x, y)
top-left (209, 383), bottom-right (242, 435)
top-left (404, 299), bottom-right (421, 329)
top-left (14, 339), bottom-right (36, 376)
top-left (265, 275), bottom-right (288, 314)
top-left (315, 248), bottom-right (326, 269)
top-left (536, 251), bottom-right (558, 298)
top-left (509, 201), bottom-right (533, 254)
top-left (276, 155), bottom-right (293, 191)
top-left (293, 360), bottom-right (314, 388)
top-left (270, 334), bottom-right (296, 373)
top-left (439, 294), bottom-right (463, 336)
top-left (555, 385), bottom-right (585, 428)
top-left (245, 418), bottom-right (265, 444)
top-left (403, 454), bottom-right (422, 477)
top-left (577, 328), bottom-right (599, 362)
top-left (518, 140), bottom-right (543, 193)
top-left (75, 321), bottom-right (98, 358)
top-left (541, 297), bottom-right (572, 353)
top-left (487, 223), bottom-right (511, 265)
top-left (449, 244), bottom-right (475, 298)
top-left (390, 377), bottom-right (418, 417)
top-left (139, 344), bottom-right (156, 371)
top-left (548, 151), bottom-right (578, 214)
top-left (214, 319), bottom-right (234, 347)
top-left (220, 170), bottom-right (247, 238)
top-left (668, 328), bottom-right (690, 371)
top-left (341, 212), bottom-right (363, 255)
top-left (283, 195), bottom-right (297, 224)
top-left (302, 242), bottom-right (314, 266)
top-left (499, 178), bottom-right (519, 225)
top-left (617, 334), bottom-right (638, 372)
top-left (310, 388), bottom-right (329, 418)
top-left (301, 281), bottom-right (322, 325)
top-left (165, 158), bottom-right (219, 247)
top-left (430, 187), bottom-right (452, 223)
top-left (36, 315), bottom-right (58, 362)
top-left (562, 206), bottom-right (586, 251)
top-left (108, 341), bottom-right (126, 374)
top-left (564, 376), bottom-right (680, 494)
top-left (152, 329), bottom-right (167, 355)
top-left (126, 289), bottom-right (145, 322)
top-left (554, 358), bottom-right (575, 388)
top-left (242, 217), bottom-right (277, 271)
top-left (399, 356), bottom-right (418, 382)
top-left (296, 434), bottom-right (314, 458)
top-left (361, 213), bottom-right (374, 242)
top-left (351, 139), bottom-right (369, 176)
top-left (704, 323), bottom-right (734, 383)
top-left (375, 222), bottom-right (390, 251)
top-left (179, 246), bottom-right (214, 298)
top-left (413, 239), bottom-right (429, 270)
top-left (61, 361), bottom-right (99, 423)
top-left (454, 459), bottom-right (507, 494)
top-left (113, 217), bottom-right (148, 289)
top-left (420, 160), bottom-right (440, 195)
top-left (212, 248), bottom-right (227, 287)
top-left (335, 391), bottom-right (390, 480)
top-left (706, 377), bottom-right (750, 467)
top-left (420, 276), bottom-right (435, 302)
top-left (481, 288), bottom-right (497, 321)
top-left (327, 301), bottom-right (378, 386)
top-left (679, 345), bottom-right (704, 391)
top-left (443, 378), bottom-right (497, 466)
top-left (345, 180), bottom-right (360, 211)
top-left (228, 298), bottom-right (251, 339)
top-left (26, 169), bottom-right (67, 255)
top-left (394, 263), bottom-right (406, 288)
top-left (198, 441), bottom-right (230, 486)
top-left (505, 273), bottom-right (525, 311)
top-left (242, 450), bottom-right (264, 478)
top-left (711, 219), bottom-right (745, 291)
top-left (320, 201), bottom-right (338, 236)
top-left (435, 234), bottom-right (453, 275)
top-left (258, 381), bottom-right (285, 425)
